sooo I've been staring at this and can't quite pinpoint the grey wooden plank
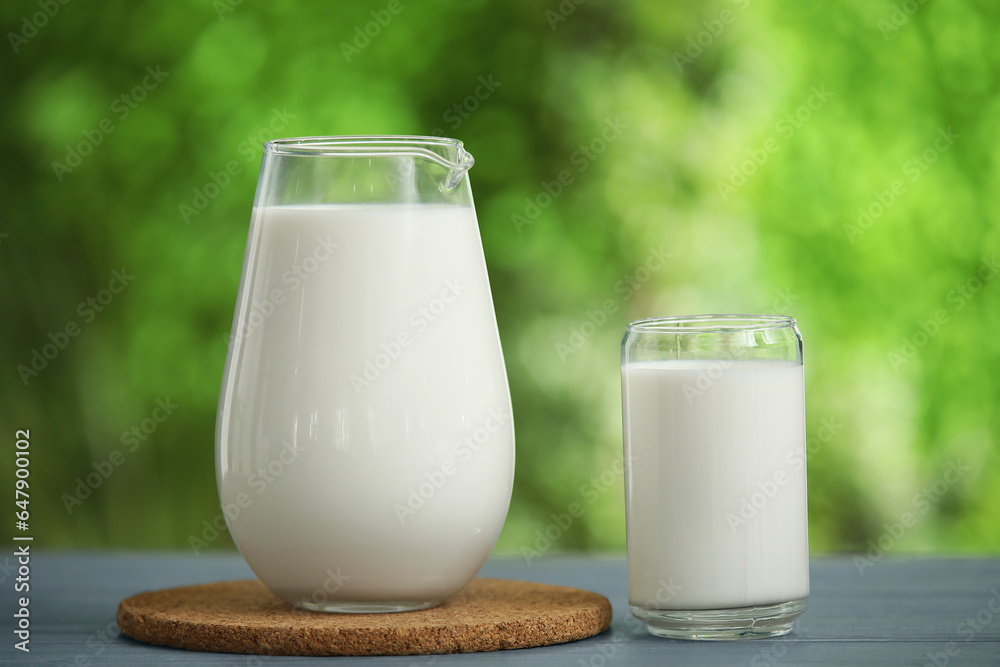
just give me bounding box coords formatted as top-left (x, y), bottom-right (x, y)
top-left (0, 553), bottom-right (998, 666)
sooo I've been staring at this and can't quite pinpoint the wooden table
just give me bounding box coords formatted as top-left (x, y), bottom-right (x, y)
top-left (2, 553), bottom-right (998, 665)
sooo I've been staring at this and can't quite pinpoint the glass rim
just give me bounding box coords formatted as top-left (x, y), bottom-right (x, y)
top-left (626, 314), bottom-right (796, 334)
top-left (264, 135), bottom-right (470, 162)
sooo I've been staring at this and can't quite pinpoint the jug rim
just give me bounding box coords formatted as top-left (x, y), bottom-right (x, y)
top-left (264, 135), bottom-right (463, 155)
top-left (263, 136), bottom-right (474, 188)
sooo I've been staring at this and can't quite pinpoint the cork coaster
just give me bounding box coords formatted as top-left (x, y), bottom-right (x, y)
top-left (117, 578), bottom-right (612, 656)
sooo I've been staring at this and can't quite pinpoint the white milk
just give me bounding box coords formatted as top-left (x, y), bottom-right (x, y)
top-left (622, 360), bottom-right (809, 610)
top-left (217, 204), bottom-right (514, 607)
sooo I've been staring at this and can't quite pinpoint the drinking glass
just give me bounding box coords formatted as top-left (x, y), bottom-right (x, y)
top-left (621, 315), bottom-right (809, 639)
top-left (216, 136), bottom-right (514, 612)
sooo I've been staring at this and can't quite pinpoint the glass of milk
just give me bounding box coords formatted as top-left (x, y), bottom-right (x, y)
top-left (621, 315), bottom-right (809, 639)
top-left (216, 137), bottom-right (514, 612)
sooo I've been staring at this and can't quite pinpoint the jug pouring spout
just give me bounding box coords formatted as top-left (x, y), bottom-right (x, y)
top-left (441, 143), bottom-right (475, 191)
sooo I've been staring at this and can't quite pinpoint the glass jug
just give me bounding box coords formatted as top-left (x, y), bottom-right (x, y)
top-left (216, 136), bottom-right (514, 612)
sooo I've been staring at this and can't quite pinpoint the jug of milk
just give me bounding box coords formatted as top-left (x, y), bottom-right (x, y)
top-left (216, 136), bottom-right (514, 612)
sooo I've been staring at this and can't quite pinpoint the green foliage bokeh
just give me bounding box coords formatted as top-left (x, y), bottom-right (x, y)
top-left (1, 0), bottom-right (998, 554)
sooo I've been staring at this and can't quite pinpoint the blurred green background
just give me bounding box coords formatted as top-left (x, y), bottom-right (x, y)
top-left (2, 0), bottom-right (998, 556)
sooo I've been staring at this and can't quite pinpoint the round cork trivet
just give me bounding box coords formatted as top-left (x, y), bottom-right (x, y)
top-left (117, 578), bottom-right (612, 656)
